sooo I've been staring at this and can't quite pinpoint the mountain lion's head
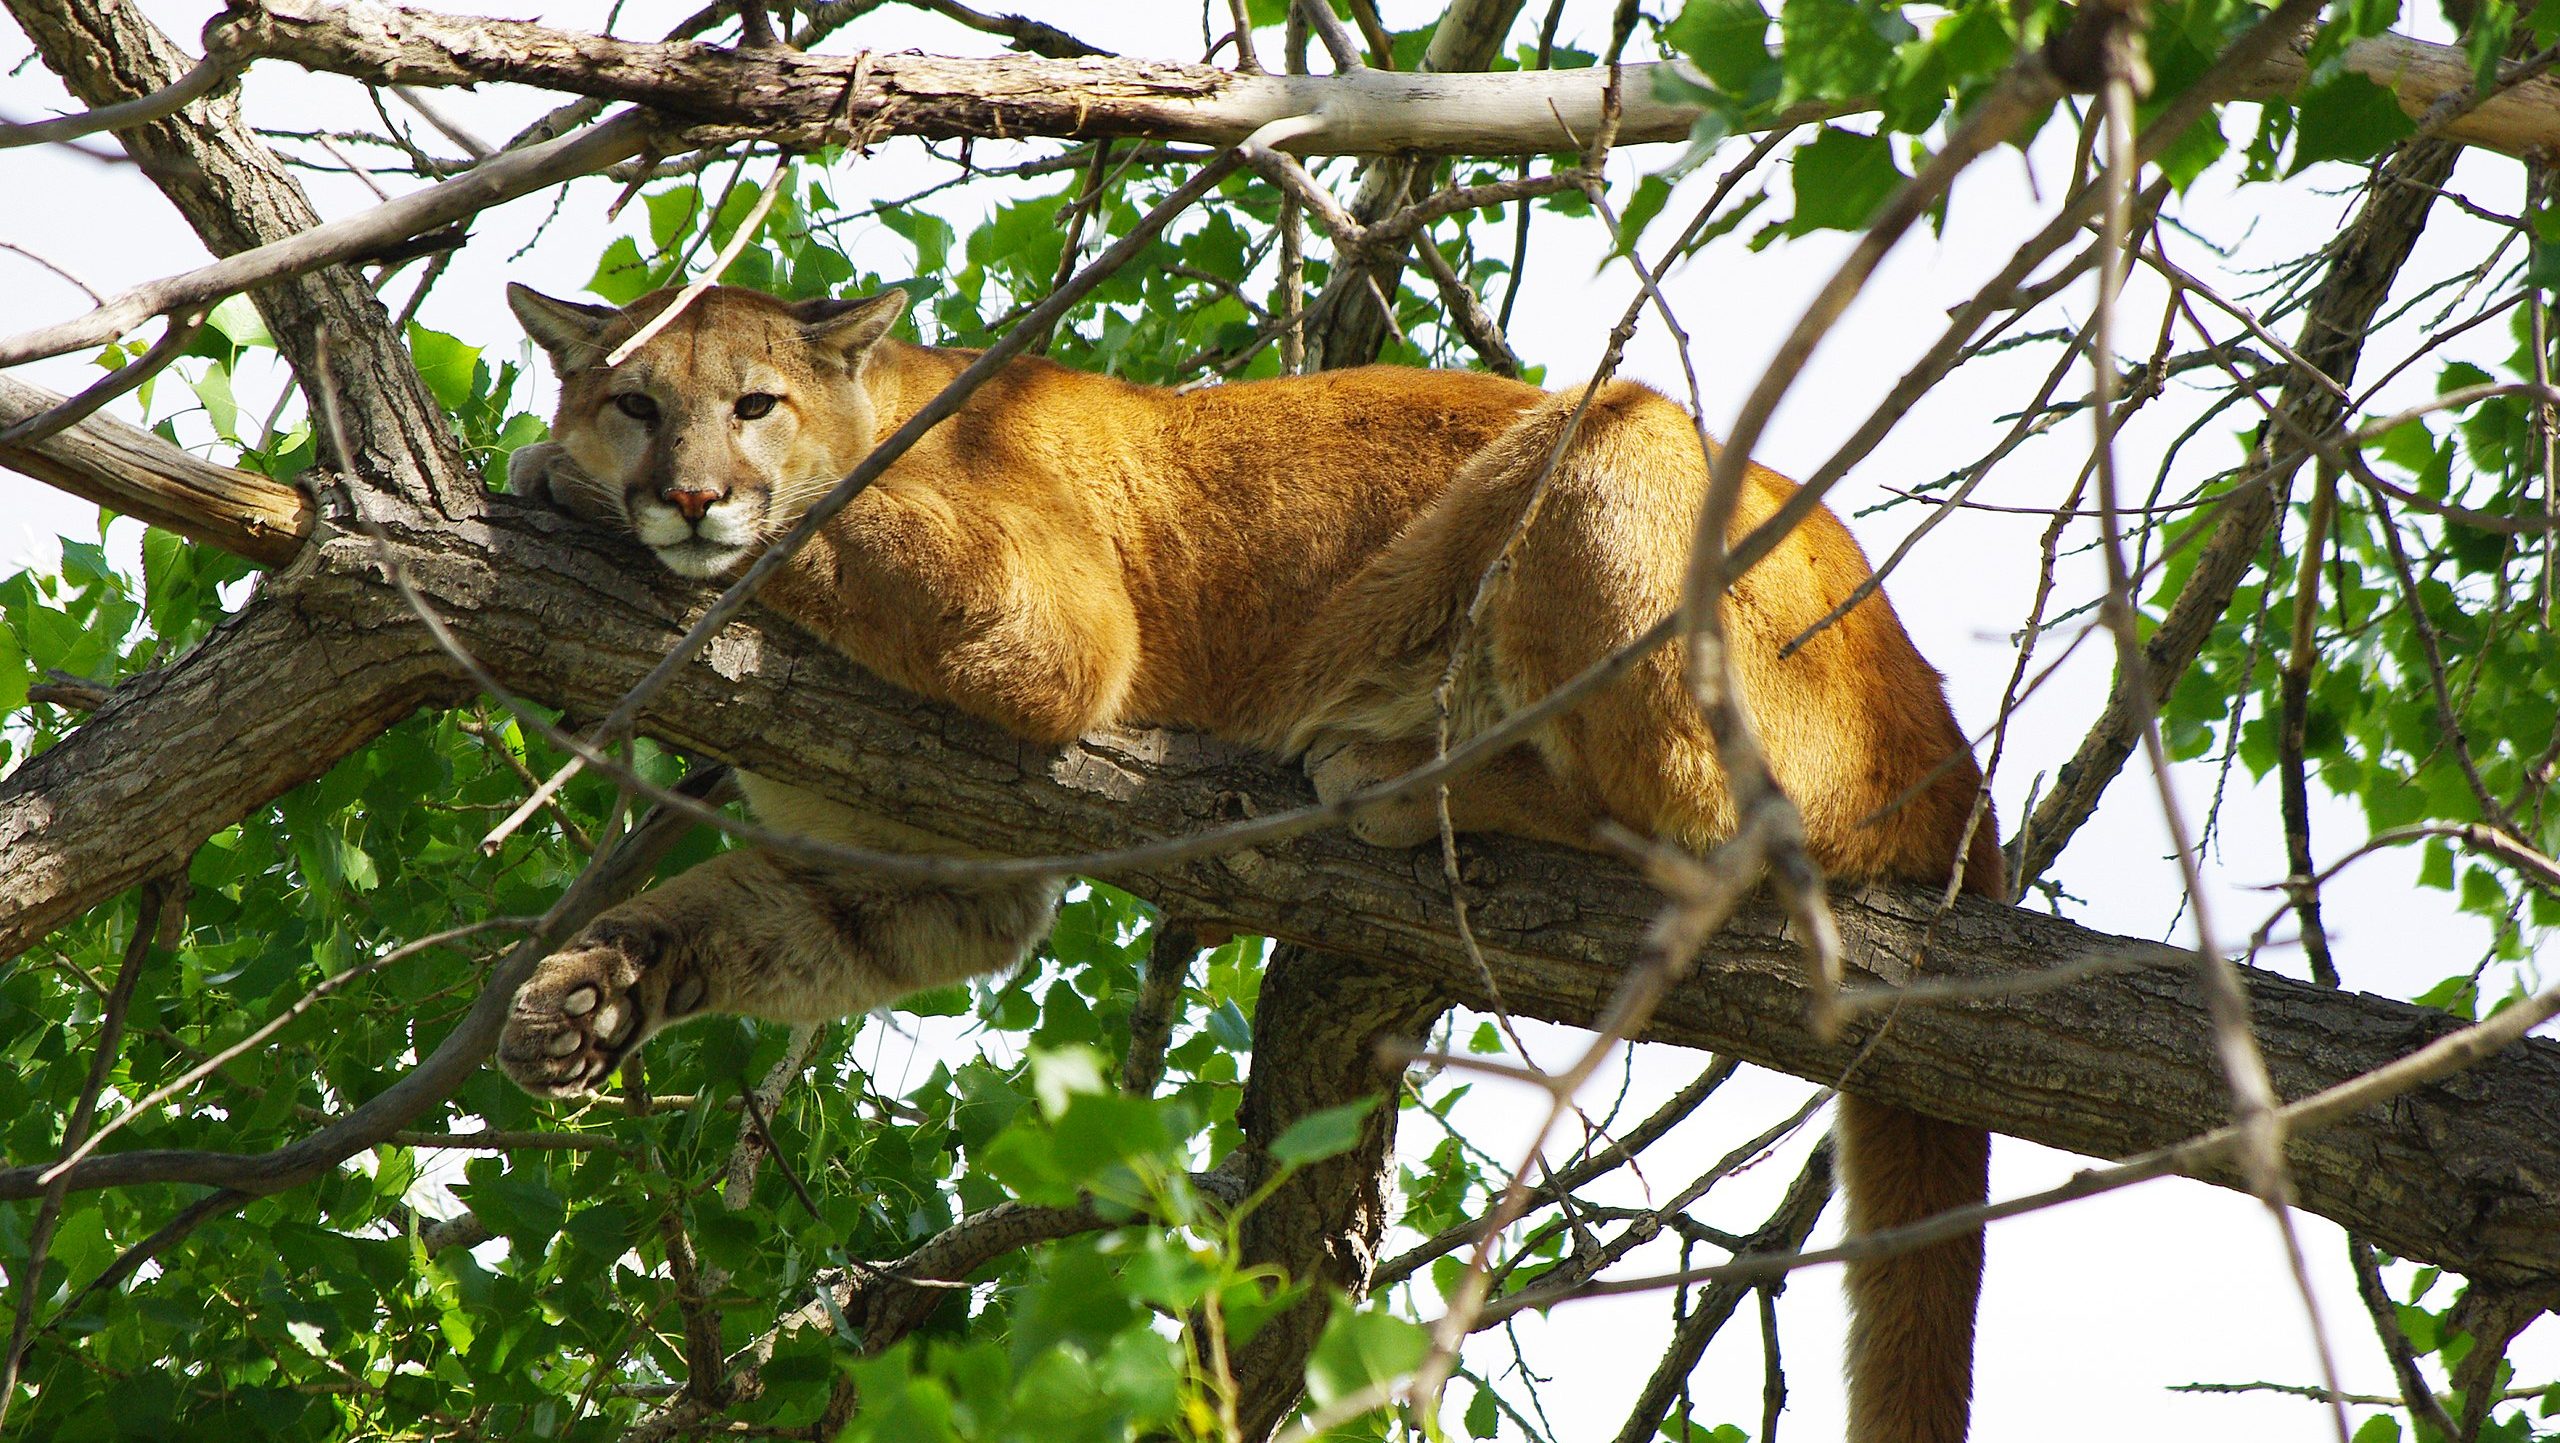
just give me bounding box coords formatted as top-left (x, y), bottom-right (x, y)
top-left (507, 283), bottom-right (908, 579)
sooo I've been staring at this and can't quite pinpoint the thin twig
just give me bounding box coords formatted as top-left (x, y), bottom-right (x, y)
top-left (601, 154), bottom-right (790, 368)
top-left (0, 310), bottom-right (207, 448)
top-left (0, 50), bottom-right (241, 149)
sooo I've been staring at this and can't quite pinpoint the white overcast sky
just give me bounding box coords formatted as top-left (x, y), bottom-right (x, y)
top-left (2, 2), bottom-right (2551, 1439)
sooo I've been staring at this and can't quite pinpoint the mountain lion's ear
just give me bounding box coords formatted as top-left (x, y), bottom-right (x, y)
top-left (509, 284), bottom-right (620, 372)
top-left (793, 290), bottom-right (908, 362)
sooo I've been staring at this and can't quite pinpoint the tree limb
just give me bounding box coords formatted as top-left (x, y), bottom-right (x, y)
top-left (2014, 137), bottom-right (2464, 882)
top-left (1229, 947), bottom-right (1445, 1439)
top-left (1609, 1140), bottom-right (1834, 1443)
top-left (0, 377), bottom-right (312, 567)
top-left (1299, 0), bottom-right (1522, 370)
top-left (2, 486), bottom-right (2551, 1288)
top-left (184, 1), bottom-right (2560, 163)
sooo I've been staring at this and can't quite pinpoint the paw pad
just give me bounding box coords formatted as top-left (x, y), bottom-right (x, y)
top-left (498, 931), bottom-right (675, 1097)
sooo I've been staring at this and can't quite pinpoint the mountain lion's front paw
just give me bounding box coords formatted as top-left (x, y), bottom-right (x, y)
top-left (498, 923), bottom-right (709, 1097)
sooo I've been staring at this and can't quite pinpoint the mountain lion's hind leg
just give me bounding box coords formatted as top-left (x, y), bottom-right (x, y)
top-left (499, 850), bottom-right (1060, 1097)
top-left (1304, 735), bottom-right (1599, 851)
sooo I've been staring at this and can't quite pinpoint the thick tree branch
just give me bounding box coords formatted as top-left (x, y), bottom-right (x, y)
top-left (190, 1), bottom-right (2560, 161)
top-left (3, 489), bottom-right (2551, 1288)
top-left (0, 377), bottom-right (312, 567)
top-left (0, 588), bottom-right (460, 961)
top-left (1229, 948), bottom-right (1445, 1439)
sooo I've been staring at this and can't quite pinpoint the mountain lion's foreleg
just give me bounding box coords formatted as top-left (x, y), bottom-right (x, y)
top-left (768, 483), bottom-right (1141, 745)
top-left (499, 843), bottom-right (1059, 1097)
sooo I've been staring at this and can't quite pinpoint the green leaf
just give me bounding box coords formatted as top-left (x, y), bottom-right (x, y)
top-left (2152, 110), bottom-right (2230, 193)
top-left (1616, 174), bottom-right (1675, 256)
top-left (190, 360), bottom-right (239, 441)
top-left (407, 325), bottom-right (484, 414)
top-left (1663, 0), bottom-right (1774, 95)
top-left (2352, 1413), bottom-right (2403, 1443)
top-left (1029, 1044), bottom-right (1110, 1118)
top-left (1780, 0), bottom-right (1913, 106)
top-left (0, 607), bottom-right (28, 716)
top-left (335, 835), bottom-right (379, 892)
top-left (1789, 126), bottom-right (1907, 233)
top-left (205, 294), bottom-right (274, 351)
top-left (2289, 71), bottom-right (2415, 174)
top-left (1207, 997), bottom-right (1253, 1050)
top-left (589, 236), bottom-right (657, 305)
top-left (645, 183), bottom-right (704, 252)
top-left (1303, 1304), bottom-right (1429, 1410)
top-left (1269, 1097), bottom-right (1379, 1167)
top-left (462, 1172), bottom-right (565, 1252)
top-left (2339, 0), bottom-right (2401, 39)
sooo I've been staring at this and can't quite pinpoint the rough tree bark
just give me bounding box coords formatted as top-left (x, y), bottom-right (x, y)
top-left (1229, 947), bottom-right (1446, 1438)
top-left (1, 466), bottom-right (2552, 1287)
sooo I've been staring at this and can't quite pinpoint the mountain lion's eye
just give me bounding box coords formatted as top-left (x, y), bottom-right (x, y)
top-left (734, 393), bottom-right (779, 421)
top-left (613, 394), bottom-right (659, 422)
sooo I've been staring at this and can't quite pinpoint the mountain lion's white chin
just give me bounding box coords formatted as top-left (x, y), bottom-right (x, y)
top-left (655, 540), bottom-right (750, 579)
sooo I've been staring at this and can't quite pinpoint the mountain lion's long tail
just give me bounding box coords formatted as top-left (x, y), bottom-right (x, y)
top-left (1841, 1097), bottom-right (1993, 1443)
top-left (1840, 814), bottom-right (2001, 1443)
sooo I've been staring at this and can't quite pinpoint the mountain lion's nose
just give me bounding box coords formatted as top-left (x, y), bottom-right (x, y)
top-left (664, 488), bottom-right (721, 522)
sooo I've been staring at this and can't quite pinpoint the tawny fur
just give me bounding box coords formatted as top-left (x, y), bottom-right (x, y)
top-left (500, 283), bottom-right (2000, 1443)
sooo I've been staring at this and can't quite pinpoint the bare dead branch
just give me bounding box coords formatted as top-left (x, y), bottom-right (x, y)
top-left (0, 50), bottom-right (242, 149)
top-left (1372, 1058), bottom-right (1739, 1289)
top-left (0, 376), bottom-right (313, 566)
top-left (0, 112), bottom-right (649, 368)
top-left (1608, 1141), bottom-right (1834, 1443)
top-left (0, 312), bottom-right (206, 449)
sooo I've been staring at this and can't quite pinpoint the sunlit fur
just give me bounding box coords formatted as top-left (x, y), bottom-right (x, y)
top-left (502, 283), bottom-right (2001, 1443)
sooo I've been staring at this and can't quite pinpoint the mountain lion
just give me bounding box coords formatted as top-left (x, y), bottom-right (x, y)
top-left (501, 282), bottom-right (2000, 1443)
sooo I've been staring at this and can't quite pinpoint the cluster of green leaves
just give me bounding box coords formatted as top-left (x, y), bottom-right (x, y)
top-left (2345, 1266), bottom-right (2560, 1443)
top-left (2162, 301), bottom-right (2560, 1014)
top-left (1639, 0), bottom-right (2513, 254)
